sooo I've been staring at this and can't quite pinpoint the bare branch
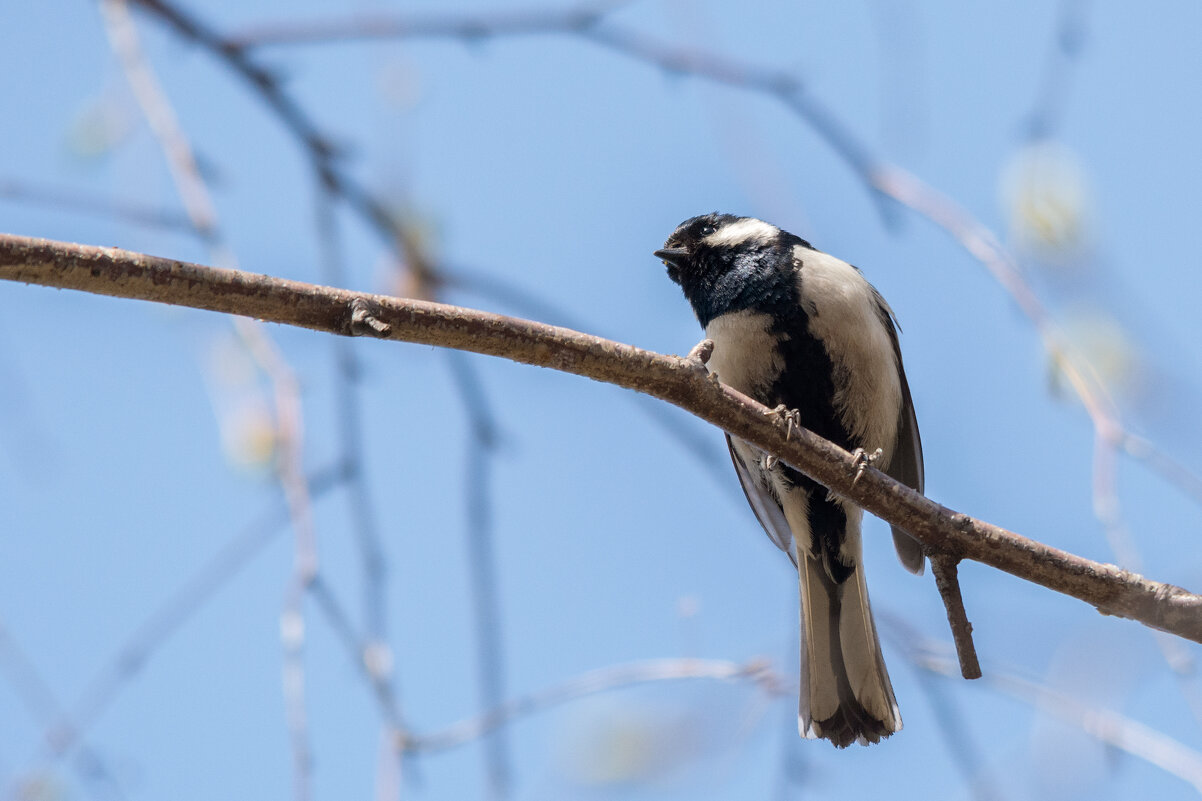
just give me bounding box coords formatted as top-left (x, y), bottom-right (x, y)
top-left (3, 234), bottom-right (1202, 647)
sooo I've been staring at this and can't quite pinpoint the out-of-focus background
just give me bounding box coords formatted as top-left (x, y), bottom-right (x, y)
top-left (3, 1), bottom-right (1202, 799)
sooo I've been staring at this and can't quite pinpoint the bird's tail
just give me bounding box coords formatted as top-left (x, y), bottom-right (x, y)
top-left (796, 540), bottom-right (901, 747)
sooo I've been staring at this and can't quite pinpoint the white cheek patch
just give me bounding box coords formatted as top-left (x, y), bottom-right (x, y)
top-left (794, 246), bottom-right (902, 459)
top-left (703, 218), bottom-right (779, 249)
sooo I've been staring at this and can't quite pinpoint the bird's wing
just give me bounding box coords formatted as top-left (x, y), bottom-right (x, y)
top-left (874, 295), bottom-right (926, 574)
top-left (726, 435), bottom-right (798, 567)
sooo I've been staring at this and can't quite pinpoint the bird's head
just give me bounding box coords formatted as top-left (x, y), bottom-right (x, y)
top-left (655, 213), bottom-right (793, 326)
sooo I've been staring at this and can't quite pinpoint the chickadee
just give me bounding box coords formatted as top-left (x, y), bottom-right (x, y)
top-left (655, 213), bottom-right (924, 747)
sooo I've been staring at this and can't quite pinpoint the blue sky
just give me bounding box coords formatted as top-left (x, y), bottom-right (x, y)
top-left (3, 1), bottom-right (1202, 800)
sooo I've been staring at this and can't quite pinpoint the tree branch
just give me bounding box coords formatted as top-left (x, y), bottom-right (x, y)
top-left (4, 232), bottom-right (1202, 645)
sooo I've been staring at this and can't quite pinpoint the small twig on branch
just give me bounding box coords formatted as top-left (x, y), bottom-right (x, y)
top-left (929, 555), bottom-right (982, 680)
top-left (4, 234), bottom-right (1202, 647)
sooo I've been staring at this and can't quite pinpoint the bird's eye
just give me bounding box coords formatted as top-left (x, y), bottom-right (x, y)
top-left (700, 224), bottom-right (716, 236)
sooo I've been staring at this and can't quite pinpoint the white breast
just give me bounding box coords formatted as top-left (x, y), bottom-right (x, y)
top-left (704, 309), bottom-right (784, 398)
top-left (793, 246), bottom-right (901, 458)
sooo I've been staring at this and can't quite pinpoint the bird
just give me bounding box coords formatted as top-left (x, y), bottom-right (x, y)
top-left (654, 213), bottom-right (924, 747)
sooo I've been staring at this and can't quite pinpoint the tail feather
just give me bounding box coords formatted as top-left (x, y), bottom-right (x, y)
top-left (796, 545), bottom-right (900, 747)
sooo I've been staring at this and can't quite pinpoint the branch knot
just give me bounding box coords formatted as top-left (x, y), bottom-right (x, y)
top-left (349, 297), bottom-right (392, 337)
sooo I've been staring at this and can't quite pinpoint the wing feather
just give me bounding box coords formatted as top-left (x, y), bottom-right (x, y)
top-left (726, 435), bottom-right (797, 566)
top-left (874, 296), bottom-right (926, 575)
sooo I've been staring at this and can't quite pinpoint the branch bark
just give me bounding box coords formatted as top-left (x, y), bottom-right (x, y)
top-left (3, 232), bottom-right (1201, 644)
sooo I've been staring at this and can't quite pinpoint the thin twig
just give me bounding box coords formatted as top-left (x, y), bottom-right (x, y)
top-left (1023, 0), bottom-right (1092, 140)
top-left (236, 318), bottom-right (318, 801)
top-left (308, 577), bottom-right (407, 733)
top-left (404, 658), bottom-right (783, 753)
top-left (930, 650), bottom-right (1202, 794)
top-left (908, 669), bottom-right (1001, 801)
top-left (0, 620), bottom-right (127, 801)
top-left (228, 7), bottom-right (896, 225)
top-left (128, 0), bottom-right (413, 255)
top-left (929, 556), bottom-right (982, 680)
top-left (1093, 437), bottom-right (1202, 729)
top-left (445, 351), bottom-right (512, 800)
top-left (313, 187), bottom-right (406, 794)
top-left (226, 0), bottom-right (634, 48)
top-left (100, 5), bottom-right (318, 795)
top-left (0, 179), bottom-right (196, 233)
top-left (54, 464), bottom-right (347, 762)
top-left (4, 235), bottom-right (1202, 646)
top-left (885, 617), bottom-right (1202, 795)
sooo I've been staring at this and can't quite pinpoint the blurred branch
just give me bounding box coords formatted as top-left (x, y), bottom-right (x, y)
top-left (312, 191), bottom-right (404, 798)
top-left (1017, 3), bottom-right (1202, 733)
top-left (444, 350), bottom-right (513, 801)
top-left (228, 3), bottom-right (896, 224)
top-left (52, 463), bottom-right (348, 763)
top-left (308, 576), bottom-right (407, 732)
top-left (313, 190), bottom-right (390, 669)
top-left (226, 1), bottom-right (632, 48)
top-left (1093, 436), bottom-right (1202, 729)
top-left (0, 179), bottom-right (196, 233)
top-left (0, 620), bottom-right (127, 801)
top-left (128, 0), bottom-right (734, 555)
top-left (127, 0), bottom-right (418, 260)
top-left (232, 317), bottom-right (318, 801)
top-left (1024, 0), bottom-right (1092, 140)
top-left (890, 622), bottom-right (1202, 795)
top-left (99, 5), bottom-right (328, 797)
top-left (404, 657), bottom-right (784, 753)
top-left (5, 235), bottom-right (1202, 647)
top-left (223, 1), bottom-right (1202, 512)
top-left (131, 0), bottom-right (728, 463)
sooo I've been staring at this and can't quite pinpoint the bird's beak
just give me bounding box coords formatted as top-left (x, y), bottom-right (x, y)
top-left (653, 247), bottom-right (689, 268)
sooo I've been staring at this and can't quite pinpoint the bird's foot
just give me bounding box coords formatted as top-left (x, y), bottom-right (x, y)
top-left (762, 406), bottom-right (802, 470)
top-left (770, 405), bottom-right (803, 441)
top-left (851, 447), bottom-right (884, 485)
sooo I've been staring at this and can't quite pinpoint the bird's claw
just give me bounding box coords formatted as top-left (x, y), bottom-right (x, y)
top-left (770, 405), bottom-right (802, 441)
top-left (851, 447), bottom-right (884, 485)
top-left (761, 406), bottom-right (802, 471)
